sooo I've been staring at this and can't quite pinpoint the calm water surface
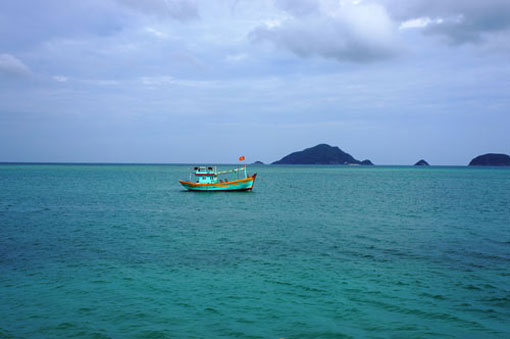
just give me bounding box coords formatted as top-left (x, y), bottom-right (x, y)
top-left (1, 164), bottom-right (509, 338)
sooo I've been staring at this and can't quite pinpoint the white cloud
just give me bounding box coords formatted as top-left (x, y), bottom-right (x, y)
top-left (399, 17), bottom-right (446, 30)
top-left (144, 27), bottom-right (169, 39)
top-left (53, 75), bottom-right (68, 82)
top-left (384, 0), bottom-right (510, 44)
top-left (0, 54), bottom-right (31, 77)
top-left (250, 2), bottom-right (400, 63)
top-left (263, 19), bottom-right (283, 29)
top-left (399, 17), bottom-right (432, 30)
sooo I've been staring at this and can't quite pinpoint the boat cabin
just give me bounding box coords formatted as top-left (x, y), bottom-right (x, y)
top-left (190, 165), bottom-right (247, 184)
top-left (194, 166), bottom-right (219, 184)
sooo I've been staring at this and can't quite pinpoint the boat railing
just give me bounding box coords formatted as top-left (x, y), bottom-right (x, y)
top-left (217, 167), bottom-right (248, 180)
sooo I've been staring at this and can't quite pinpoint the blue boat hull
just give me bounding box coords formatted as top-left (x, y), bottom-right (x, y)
top-left (179, 174), bottom-right (257, 191)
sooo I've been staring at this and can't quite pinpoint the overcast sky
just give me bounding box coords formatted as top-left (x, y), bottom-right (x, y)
top-left (1, 0), bottom-right (509, 164)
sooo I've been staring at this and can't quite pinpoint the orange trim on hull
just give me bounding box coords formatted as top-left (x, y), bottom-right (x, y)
top-left (179, 174), bottom-right (257, 190)
top-left (179, 180), bottom-right (252, 189)
top-left (179, 176), bottom-right (254, 187)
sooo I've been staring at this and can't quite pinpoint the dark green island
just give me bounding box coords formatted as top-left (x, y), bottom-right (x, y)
top-left (272, 144), bottom-right (373, 165)
top-left (469, 153), bottom-right (510, 166)
top-left (414, 159), bottom-right (429, 166)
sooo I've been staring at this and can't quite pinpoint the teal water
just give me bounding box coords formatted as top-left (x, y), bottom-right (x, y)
top-left (1, 164), bottom-right (509, 338)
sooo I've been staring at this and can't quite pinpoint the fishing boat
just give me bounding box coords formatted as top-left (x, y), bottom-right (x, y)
top-left (179, 165), bottom-right (257, 191)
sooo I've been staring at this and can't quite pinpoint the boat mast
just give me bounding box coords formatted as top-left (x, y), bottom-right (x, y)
top-left (239, 155), bottom-right (247, 178)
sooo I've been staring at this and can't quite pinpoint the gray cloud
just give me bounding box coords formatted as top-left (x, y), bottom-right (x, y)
top-left (250, 2), bottom-right (400, 63)
top-left (0, 54), bottom-right (31, 77)
top-left (116, 0), bottom-right (199, 21)
top-left (385, 0), bottom-right (510, 44)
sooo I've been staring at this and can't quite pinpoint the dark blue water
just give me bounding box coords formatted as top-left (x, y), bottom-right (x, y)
top-left (1, 164), bottom-right (509, 338)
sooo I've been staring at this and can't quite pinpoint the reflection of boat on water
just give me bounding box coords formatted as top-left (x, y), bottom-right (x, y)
top-left (179, 165), bottom-right (257, 191)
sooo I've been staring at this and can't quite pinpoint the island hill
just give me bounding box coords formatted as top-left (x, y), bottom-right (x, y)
top-left (269, 144), bottom-right (510, 166)
top-left (469, 153), bottom-right (510, 166)
top-left (414, 159), bottom-right (429, 166)
top-left (272, 144), bottom-right (373, 165)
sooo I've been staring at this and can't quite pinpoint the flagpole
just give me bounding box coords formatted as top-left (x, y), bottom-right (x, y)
top-left (239, 155), bottom-right (247, 178)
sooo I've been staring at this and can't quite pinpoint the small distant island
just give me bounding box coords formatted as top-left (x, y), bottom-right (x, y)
top-left (272, 144), bottom-right (373, 165)
top-left (251, 161), bottom-right (264, 165)
top-left (414, 159), bottom-right (429, 166)
top-left (469, 153), bottom-right (510, 166)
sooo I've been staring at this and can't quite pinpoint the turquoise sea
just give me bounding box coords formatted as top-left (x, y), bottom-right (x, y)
top-left (1, 164), bottom-right (509, 338)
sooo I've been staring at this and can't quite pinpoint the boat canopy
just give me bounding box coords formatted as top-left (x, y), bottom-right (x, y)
top-left (216, 167), bottom-right (246, 175)
top-left (192, 166), bottom-right (246, 176)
